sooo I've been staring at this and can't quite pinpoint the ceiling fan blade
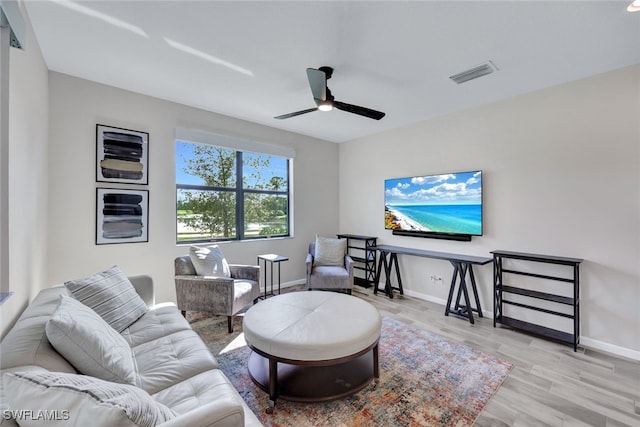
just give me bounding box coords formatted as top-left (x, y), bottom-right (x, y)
top-left (274, 107), bottom-right (318, 120)
top-left (306, 68), bottom-right (327, 104)
top-left (333, 100), bottom-right (386, 120)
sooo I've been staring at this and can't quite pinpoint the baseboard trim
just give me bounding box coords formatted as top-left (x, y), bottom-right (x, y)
top-left (579, 337), bottom-right (640, 361)
top-left (260, 279), bottom-right (305, 294)
top-left (402, 289), bottom-right (494, 318)
top-left (397, 288), bottom-right (640, 361)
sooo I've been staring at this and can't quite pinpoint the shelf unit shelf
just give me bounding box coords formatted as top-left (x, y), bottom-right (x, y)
top-left (337, 234), bottom-right (377, 288)
top-left (492, 250), bottom-right (583, 351)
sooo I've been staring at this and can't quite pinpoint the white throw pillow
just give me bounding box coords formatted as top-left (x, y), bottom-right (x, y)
top-left (2, 371), bottom-right (175, 427)
top-left (46, 295), bottom-right (138, 386)
top-left (64, 265), bottom-right (148, 332)
top-left (189, 245), bottom-right (231, 277)
top-left (314, 236), bottom-right (347, 266)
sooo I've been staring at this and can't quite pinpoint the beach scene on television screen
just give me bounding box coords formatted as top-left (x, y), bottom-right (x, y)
top-left (385, 171), bottom-right (482, 235)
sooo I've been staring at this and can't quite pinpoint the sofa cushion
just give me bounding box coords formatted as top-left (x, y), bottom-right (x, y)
top-left (189, 245), bottom-right (231, 277)
top-left (152, 370), bottom-right (244, 419)
top-left (3, 371), bottom-right (175, 427)
top-left (45, 295), bottom-right (137, 386)
top-left (120, 303), bottom-right (194, 348)
top-left (65, 266), bottom-right (148, 332)
top-left (314, 235), bottom-right (347, 266)
top-left (132, 330), bottom-right (219, 395)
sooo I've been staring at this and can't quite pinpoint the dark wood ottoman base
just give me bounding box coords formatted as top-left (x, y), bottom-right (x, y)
top-left (247, 341), bottom-right (379, 412)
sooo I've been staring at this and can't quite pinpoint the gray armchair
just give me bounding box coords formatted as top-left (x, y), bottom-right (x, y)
top-left (174, 256), bottom-right (261, 333)
top-left (305, 241), bottom-right (354, 294)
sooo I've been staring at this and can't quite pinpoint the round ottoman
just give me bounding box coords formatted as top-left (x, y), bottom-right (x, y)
top-left (243, 291), bottom-right (382, 411)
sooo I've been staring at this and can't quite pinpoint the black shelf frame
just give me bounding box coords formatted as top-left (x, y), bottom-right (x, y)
top-left (337, 234), bottom-right (377, 288)
top-left (492, 250), bottom-right (583, 351)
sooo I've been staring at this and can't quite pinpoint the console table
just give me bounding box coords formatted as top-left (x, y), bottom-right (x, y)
top-left (374, 245), bottom-right (492, 324)
top-left (336, 234), bottom-right (377, 288)
top-left (492, 250), bottom-right (583, 351)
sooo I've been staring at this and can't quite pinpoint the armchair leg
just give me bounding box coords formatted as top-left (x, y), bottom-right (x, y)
top-left (227, 316), bottom-right (234, 333)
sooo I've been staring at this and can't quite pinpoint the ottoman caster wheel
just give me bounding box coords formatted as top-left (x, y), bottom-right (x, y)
top-left (266, 400), bottom-right (276, 414)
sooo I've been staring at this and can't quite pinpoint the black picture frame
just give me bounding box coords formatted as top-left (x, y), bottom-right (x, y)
top-left (96, 124), bottom-right (149, 184)
top-left (96, 188), bottom-right (149, 245)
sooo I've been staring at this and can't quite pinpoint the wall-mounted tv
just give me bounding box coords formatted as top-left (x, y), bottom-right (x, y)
top-left (384, 170), bottom-right (483, 241)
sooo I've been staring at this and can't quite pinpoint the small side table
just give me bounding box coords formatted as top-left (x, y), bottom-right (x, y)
top-left (257, 254), bottom-right (289, 299)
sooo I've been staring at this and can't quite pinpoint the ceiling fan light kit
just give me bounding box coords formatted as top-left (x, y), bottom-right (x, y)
top-left (628, 0), bottom-right (640, 12)
top-left (318, 100), bottom-right (333, 112)
top-left (275, 66), bottom-right (385, 121)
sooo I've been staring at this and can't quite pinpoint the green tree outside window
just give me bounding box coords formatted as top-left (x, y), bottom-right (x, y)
top-left (176, 141), bottom-right (290, 242)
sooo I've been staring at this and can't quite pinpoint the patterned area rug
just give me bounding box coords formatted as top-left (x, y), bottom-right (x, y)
top-left (190, 312), bottom-right (512, 427)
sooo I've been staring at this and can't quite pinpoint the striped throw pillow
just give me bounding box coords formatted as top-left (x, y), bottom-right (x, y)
top-left (65, 266), bottom-right (148, 332)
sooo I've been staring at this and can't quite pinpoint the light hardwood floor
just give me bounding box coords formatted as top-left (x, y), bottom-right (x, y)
top-left (347, 285), bottom-right (640, 427)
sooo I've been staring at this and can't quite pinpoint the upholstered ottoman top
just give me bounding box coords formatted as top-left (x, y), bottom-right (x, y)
top-left (243, 292), bottom-right (381, 361)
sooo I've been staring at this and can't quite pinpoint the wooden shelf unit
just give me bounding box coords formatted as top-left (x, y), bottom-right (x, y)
top-left (337, 234), bottom-right (377, 288)
top-left (492, 250), bottom-right (583, 351)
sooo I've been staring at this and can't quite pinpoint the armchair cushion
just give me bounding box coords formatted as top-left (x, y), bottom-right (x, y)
top-left (189, 245), bottom-right (231, 278)
top-left (174, 256), bottom-right (260, 321)
top-left (64, 266), bottom-right (148, 332)
top-left (313, 236), bottom-right (347, 266)
top-left (306, 241), bottom-right (354, 292)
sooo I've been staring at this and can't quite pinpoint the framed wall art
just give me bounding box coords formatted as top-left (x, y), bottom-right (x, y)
top-left (96, 188), bottom-right (149, 245)
top-left (96, 124), bottom-right (149, 184)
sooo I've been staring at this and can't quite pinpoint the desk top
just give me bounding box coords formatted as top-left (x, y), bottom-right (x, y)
top-left (375, 244), bottom-right (492, 265)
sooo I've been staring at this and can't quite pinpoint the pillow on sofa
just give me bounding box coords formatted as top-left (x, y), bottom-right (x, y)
top-left (314, 236), bottom-right (347, 266)
top-left (65, 265), bottom-right (147, 332)
top-left (189, 245), bottom-right (231, 277)
top-left (46, 295), bottom-right (138, 386)
top-left (3, 371), bottom-right (175, 427)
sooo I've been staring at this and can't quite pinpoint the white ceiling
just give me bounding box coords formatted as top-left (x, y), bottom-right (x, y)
top-left (23, 1), bottom-right (640, 143)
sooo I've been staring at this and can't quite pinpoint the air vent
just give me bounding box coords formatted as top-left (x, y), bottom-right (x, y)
top-left (449, 61), bottom-right (498, 84)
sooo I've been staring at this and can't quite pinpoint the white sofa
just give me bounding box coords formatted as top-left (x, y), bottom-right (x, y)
top-left (0, 275), bottom-right (262, 427)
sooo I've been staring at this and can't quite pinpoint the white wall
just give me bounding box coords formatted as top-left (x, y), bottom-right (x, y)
top-left (47, 72), bottom-right (339, 305)
top-left (0, 5), bottom-right (49, 338)
top-left (339, 65), bottom-right (640, 357)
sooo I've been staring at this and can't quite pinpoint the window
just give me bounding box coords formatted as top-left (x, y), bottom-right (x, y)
top-left (176, 140), bottom-right (290, 243)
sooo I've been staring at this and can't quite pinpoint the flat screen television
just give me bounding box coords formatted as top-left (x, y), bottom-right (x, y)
top-left (384, 170), bottom-right (483, 240)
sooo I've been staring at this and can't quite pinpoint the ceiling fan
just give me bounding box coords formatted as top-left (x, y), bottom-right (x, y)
top-left (275, 66), bottom-right (385, 121)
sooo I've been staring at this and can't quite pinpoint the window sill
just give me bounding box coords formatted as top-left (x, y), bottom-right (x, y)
top-left (176, 235), bottom-right (294, 247)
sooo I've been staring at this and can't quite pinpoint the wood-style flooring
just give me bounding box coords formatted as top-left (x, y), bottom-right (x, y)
top-left (347, 285), bottom-right (640, 427)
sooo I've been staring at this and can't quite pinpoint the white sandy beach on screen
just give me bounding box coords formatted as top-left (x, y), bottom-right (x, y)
top-left (388, 207), bottom-right (432, 232)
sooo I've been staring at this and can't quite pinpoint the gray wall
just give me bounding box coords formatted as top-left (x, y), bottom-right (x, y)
top-left (46, 72), bottom-right (339, 305)
top-left (0, 4), bottom-right (49, 339)
top-left (339, 64), bottom-right (640, 357)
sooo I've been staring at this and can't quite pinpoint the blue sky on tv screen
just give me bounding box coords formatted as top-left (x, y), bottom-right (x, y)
top-left (385, 171), bottom-right (482, 206)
